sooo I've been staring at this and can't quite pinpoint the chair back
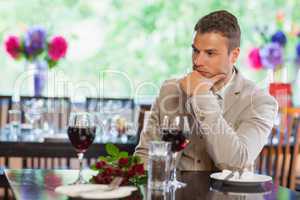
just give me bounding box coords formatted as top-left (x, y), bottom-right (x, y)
top-left (0, 96), bottom-right (12, 128)
top-left (136, 104), bottom-right (152, 142)
top-left (257, 107), bottom-right (300, 190)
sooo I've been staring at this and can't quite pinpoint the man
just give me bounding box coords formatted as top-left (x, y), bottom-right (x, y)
top-left (134, 10), bottom-right (278, 171)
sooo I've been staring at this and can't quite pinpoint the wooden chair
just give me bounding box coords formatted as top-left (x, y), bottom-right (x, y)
top-left (0, 96), bottom-right (13, 199)
top-left (136, 104), bottom-right (152, 143)
top-left (0, 96), bottom-right (12, 181)
top-left (0, 167), bottom-right (13, 200)
top-left (0, 96), bottom-right (12, 128)
top-left (19, 96), bottom-right (71, 169)
top-left (256, 107), bottom-right (300, 190)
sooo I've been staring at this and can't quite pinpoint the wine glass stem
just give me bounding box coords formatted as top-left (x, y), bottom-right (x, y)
top-left (170, 186), bottom-right (176, 200)
top-left (171, 152), bottom-right (178, 181)
top-left (77, 152), bottom-right (84, 181)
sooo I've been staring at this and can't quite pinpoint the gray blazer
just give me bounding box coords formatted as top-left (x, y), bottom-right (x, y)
top-left (134, 69), bottom-right (278, 171)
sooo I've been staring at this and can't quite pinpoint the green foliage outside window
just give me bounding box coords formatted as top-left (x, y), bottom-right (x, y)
top-left (0, 0), bottom-right (300, 102)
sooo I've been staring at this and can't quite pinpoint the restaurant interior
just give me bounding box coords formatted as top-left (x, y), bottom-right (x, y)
top-left (1, 1), bottom-right (300, 199)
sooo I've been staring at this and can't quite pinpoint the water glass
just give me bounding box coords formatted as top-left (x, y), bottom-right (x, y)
top-left (8, 109), bottom-right (21, 140)
top-left (148, 141), bottom-right (171, 191)
top-left (43, 111), bottom-right (59, 135)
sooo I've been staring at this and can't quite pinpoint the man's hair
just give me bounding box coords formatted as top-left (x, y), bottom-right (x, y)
top-left (194, 10), bottom-right (241, 52)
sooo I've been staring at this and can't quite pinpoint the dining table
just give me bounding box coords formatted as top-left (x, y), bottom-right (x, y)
top-left (4, 168), bottom-right (300, 200)
top-left (0, 127), bottom-right (137, 199)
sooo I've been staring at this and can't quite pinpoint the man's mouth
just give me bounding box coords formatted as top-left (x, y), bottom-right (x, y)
top-left (197, 70), bottom-right (212, 77)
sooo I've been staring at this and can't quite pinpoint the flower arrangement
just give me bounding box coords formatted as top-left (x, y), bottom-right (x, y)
top-left (4, 26), bottom-right (68, 69)
top-left (248, 12), bottom-right (300, 71)
top-left (4, 26), bottom-right (68, 96)
top-left (90, 143), bottom-right (147, 186)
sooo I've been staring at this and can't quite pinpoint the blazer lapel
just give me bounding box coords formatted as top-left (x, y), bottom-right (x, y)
top-left (223, 69), bottom-right (244, 115)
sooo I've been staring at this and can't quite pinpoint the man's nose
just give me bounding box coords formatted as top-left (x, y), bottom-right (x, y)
top-left (193, 53), bottom-right (205, 68)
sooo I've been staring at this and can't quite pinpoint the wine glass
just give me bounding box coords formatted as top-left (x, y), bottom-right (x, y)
top-left (67, 112), bottom-right (96, 184)
top-left (23, 99), bottom-right (45, 137)
top-left (161, 115), bottom-right (191, 188)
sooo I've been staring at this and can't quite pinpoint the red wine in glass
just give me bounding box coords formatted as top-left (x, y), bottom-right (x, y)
top-left (68, 112), bottom-right (96, 185)
top-left (161, 129), bottom-right (190, 152)
top-left (160, 115), bottom-right (191, 188)
top-left (67, 126), bottom-right (96, 152)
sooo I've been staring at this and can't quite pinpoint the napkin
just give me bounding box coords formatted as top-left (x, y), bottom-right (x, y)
top-left (219, 169), bottom-right (254, 181)
top-left (55, 184), bottom-right (137, 199)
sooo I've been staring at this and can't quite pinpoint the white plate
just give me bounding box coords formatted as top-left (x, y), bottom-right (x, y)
top-left (210, 189), bottom-right (272, 197)
top-left (55, 184), bottom-right (137, 199)
top-left (210, 172), bottom-right (272, 186)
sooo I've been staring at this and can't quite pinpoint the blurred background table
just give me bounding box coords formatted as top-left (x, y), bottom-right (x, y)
top-left (0, 128), bottom-right (137, 169)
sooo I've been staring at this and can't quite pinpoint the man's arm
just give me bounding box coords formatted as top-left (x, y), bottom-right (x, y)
top-left (189, 90), bottom-right (278, 170)
top-left (134, 79), bottom-right (183, 166)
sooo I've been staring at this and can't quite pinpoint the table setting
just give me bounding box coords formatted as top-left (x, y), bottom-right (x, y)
top-left (1, 103), bottom-right (137, 144)
top-left (2, 112), bottom-right (300, 199)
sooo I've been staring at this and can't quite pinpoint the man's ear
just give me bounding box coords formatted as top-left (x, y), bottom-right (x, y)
top-left (230, 47), bottom-right (240, 64)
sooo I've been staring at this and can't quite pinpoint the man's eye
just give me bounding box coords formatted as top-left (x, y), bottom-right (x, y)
top-left (192, 48), bottom-right (199, 54)
top-left (207, 52), bottom-right (215, 56)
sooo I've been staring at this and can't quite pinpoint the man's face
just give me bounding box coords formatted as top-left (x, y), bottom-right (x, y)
top-left (192, 32), bottom-right (240, 79)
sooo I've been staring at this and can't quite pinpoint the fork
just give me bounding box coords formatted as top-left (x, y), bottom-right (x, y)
top-left (238, 170), bottom-right (243, 179)
top-left (224, 171), bottom-right (235, 180)
top-left (224, 170), bottom-right (244, 180)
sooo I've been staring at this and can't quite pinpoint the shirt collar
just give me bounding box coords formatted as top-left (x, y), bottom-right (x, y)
top-left (214, 69), bottom-right (236, 100)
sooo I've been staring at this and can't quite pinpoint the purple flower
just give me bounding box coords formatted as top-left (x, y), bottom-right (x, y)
top-left (271, 31), bottom-right (287, 47)
top-left (296, 42), bottom-right (300, 57)
top-left (24, 26), bottom-right (47, 57)
top-left (296, 42), bottom-right (300, 65)
top-left (260, 42), bottom-right (283, 69)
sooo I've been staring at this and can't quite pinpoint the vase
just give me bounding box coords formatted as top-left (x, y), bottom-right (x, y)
top-left (27, 59), bottom-right (48, 96)
top-left (268, 66), bottom-right (292, 108)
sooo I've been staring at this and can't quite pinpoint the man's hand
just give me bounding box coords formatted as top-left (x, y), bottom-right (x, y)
top-left (179, 71), bottom-right (226, 97)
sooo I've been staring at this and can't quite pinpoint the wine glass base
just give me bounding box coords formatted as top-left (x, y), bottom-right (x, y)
top-left (169, 180), bottom-right (186, 189)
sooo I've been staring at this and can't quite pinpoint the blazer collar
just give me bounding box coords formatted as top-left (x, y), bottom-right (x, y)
top-left (214, 68), bottom-right (236, 100)
top-left (223, 67), bottom-right (244, 114)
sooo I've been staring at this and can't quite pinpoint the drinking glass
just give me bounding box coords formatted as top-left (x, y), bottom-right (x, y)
top-left (23, 99), bottom-right (44, 135)
top-left (148, 141), bottom-right (172, 191)
top-left (161, 115), bottom-right (191, 188)
top-left (67, 112), bottom-right (96, 184)
top-left (8, 109), bottom-right (21, 140)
